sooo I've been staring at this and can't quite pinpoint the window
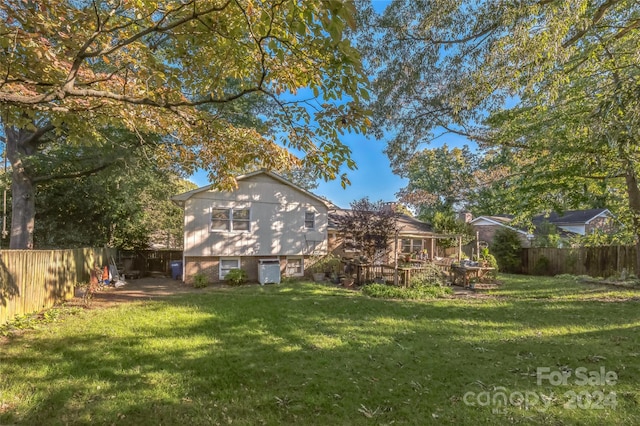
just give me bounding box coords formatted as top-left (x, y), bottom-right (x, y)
top-left (401, 238), bottom-right (423, 253)
top-left (401, 238), bottom-right (412, 253)
top-left (211, 208), bottom-right (250, 232)
top-left (285, 257), bottom-right (304, 277)
top-left (220, 258), bottom-right (240, 279)
top-left (233, 208), bottom-right (250, 231)
top-left (211, 208), bottom-right (230, 231)
top-left (304, 212), bottom-right (315, 229)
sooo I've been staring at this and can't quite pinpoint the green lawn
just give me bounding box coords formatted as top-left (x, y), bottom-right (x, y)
top-left (1, 275), bottom-right (639, 425)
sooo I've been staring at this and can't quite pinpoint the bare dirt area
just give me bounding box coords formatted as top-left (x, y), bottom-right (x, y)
top-left (71, 276), bottom-right (224, 309)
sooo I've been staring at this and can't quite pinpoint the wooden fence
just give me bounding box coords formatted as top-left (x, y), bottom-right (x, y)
top-left (521, 246), bottom-right (637, 277)
top-left (0, 247), bottom-right (116, 324)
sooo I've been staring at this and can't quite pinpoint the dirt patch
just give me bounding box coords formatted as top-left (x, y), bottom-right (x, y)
top-left (69, 276), bottom-right (228, 309)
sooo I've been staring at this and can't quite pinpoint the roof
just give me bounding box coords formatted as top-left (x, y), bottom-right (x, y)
top-left (328, 209), bottom-right (433, 235)
top-left (471, 208), bottom-right (612, 237)
top-left (470, 215), bottom-right (532, 237)
top-left (171, 169), bottom-right (334, 208)
top-left (532, 208), bottom-right (611, 226)
top-left (470, 215), bottom-right (514, 225)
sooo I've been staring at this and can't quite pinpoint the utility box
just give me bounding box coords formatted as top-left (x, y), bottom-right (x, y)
top-left (258, 259), bottom-right (281, 285)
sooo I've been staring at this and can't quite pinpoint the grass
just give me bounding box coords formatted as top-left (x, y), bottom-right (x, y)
top-left (1, 275), bottom-right (639, 425)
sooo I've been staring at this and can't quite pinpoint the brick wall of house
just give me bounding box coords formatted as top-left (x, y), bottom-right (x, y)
top-left (185, 256), bottom-right (289, 284)
top-left (586, 216), bottom-right (616, 235)
top-left (184, 256), bottom-right (218, 284)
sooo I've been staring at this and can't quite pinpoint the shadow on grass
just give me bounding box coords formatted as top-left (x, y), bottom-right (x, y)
top-left (1, 282), bottom-right (639, 425)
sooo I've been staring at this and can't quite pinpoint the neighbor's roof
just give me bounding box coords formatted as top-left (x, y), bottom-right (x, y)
top-left (532, 208), bottom-right (611, 226)
top-left (470, 215), bottom-right (515, 225)
top-left (171, 169), bottom-right (334, 208)
top-left (470, 215), bottom-right (531, 236)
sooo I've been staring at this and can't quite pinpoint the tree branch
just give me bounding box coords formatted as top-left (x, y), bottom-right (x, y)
top-left (22, 123), bottom-right (55, 148)
top-left (562, 0), bottom-right (623, 48)
top-left (32, 158), bottom-right (124, 184)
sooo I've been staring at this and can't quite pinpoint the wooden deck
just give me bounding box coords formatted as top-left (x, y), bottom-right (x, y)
top-left (347, 260), bottom-right (455, 286)
top-left (345, 257), bottom-right (498, 289)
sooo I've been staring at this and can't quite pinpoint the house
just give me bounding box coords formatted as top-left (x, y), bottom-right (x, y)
top-left (469, 215), bottom-right (533, 247)
top-left (328, 207), bottom-right (452, 264)
top-left (468, 209), bottom-right (615, 248)
top-left (531, 208), bottom-right (615, 236)
top-left (171, 170), bottom-right (331, 283)
top-left (172, 172), bottom-right (454, 283)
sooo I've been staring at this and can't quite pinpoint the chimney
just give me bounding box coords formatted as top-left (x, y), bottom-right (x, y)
top-left (381, 202), bottom-right (398, 213)
top-left (458, 211), bottom-right (473, 223)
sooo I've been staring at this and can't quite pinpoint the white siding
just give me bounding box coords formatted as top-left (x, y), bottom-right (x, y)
top-left (558, 225), bottom-right (586, 235)
top-left (183, 174), bottom-right (328, 256)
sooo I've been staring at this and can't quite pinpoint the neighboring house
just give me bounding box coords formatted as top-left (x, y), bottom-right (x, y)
top-left (531, 209), bottom-right (615, 236)
top-left (469, 215), bottom-right (533, 248)
top-left (171, 170), bottom-right (331, 283)
top-left (469, 208), bottom-right (616, 248)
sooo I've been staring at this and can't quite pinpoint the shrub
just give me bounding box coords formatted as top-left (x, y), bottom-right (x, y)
top-left (362, 283), bottom-right (452, 300)
top-left (408, 264), bottom-right (447, 287)
top-left (225, 268), bottom-right (247, 286)
top-left (491, 228), bottom-right (522, 273)
top-left (533, 256), bottom-right (551, 275)
top-left (193, 273), bottom-right (209, 288)
top-left (308, 254), bottom-right (341, 274)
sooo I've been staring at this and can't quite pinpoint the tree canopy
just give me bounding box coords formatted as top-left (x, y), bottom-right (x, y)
top-left (0, 0), bottom-right (369, 248)
top-left (362, 1), bottom-right (640, 256)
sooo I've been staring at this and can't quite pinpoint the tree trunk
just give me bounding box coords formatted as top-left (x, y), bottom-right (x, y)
top-left (5, 127), bottom-right (37, 249)
top-left (624, 169), bottom-right (640, 274)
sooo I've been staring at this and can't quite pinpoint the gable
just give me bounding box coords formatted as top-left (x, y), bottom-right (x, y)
top-left (172, 170), bottom-right (331, 208)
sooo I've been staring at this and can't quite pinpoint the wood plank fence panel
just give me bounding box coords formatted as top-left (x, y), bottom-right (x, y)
top-left (521, 246), bottom-right (637, 277)
top-left (0, 247), bottom-right (116, 324)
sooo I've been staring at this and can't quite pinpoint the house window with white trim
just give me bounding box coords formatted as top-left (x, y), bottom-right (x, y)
top-left (211, 208), bottom-right (250, 232)
top-left (220, 257), bottom-right (241, 279)
top-left (401, 238), bottom-right (423, 253)
top-left (304, 212), bottom-right (315, 229)
top-left (285, 257), bottom-right (304, 277)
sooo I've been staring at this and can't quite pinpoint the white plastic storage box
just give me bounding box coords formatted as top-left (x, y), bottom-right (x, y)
top-left (258, 259), bottom-right (281, 285)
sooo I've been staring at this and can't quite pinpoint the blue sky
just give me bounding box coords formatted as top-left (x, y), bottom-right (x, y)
top-left (190, 0), bottom-right (472, 209)
top-left (189, 2), bottom-right (396, 207)
top-left (189, 131), bottom-right (472, 209)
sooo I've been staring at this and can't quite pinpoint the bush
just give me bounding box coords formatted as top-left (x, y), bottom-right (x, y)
top-left (225, 268), bottom-right (247, 286)
top-left (193, 273), bottom-right (209, 288)
top-left (491, 228), bottom-right (522, 273)
top-left (362, 283), bottom-right (452, 300)
top-left (533, 256), bottom-right (551, 275)
top-left (308, 254), bottom-right (341, 274)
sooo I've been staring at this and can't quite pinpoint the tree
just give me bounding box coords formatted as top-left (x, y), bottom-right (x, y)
top-left (491, 228), bottom-right (523, 274)
top-left (16, 142), bottom-right (194, 249)
top-left (531, 222), bottom-right (562, 249)
top-left (0, 0), bottom-right (369, 248)
top-left (333, 198), bottom-right (399, 262)
top-left (397, 145), bottom-right (480, 216)
top-left (277, 164), bottom-right (320, 192)
top-left (429, 211), bottom-right (475, 249)
top-left (361, 0), bottom-right (640, 268)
